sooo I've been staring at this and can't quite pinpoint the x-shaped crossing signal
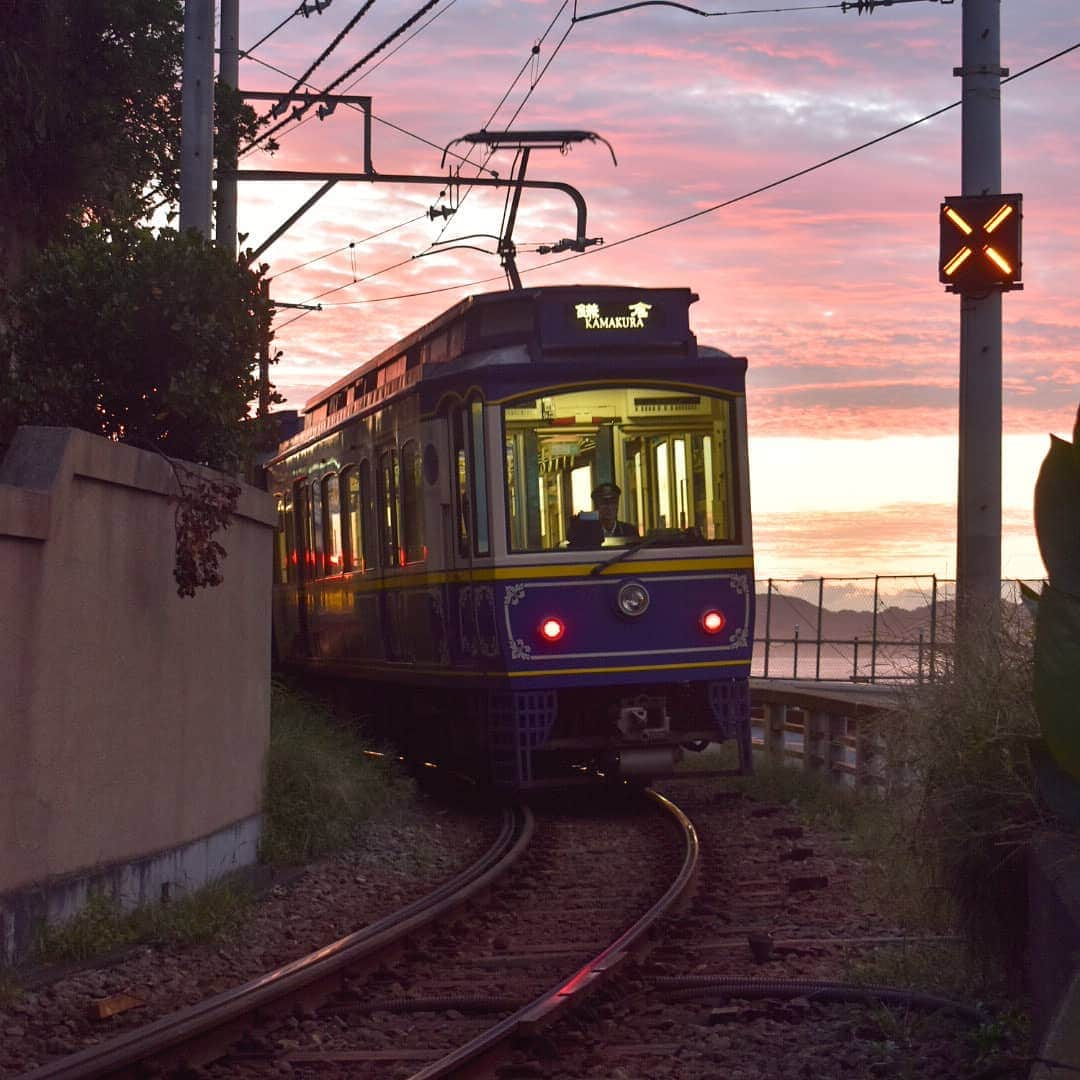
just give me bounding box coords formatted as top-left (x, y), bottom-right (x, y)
top-left (939, 193), bottom-right (1023, 292)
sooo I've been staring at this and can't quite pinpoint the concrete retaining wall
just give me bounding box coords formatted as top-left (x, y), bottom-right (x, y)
top-left (0, 427), bottom-right (277, 964)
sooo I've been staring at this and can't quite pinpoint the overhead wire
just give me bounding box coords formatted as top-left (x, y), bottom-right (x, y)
top-left (571, 0), bottom-right (946, 20)
top-left (271, 217), bottom-right (428, 279)
top-left (245, 0), bottom-right (447, 154)
top-left (242, 51), bottom-right (485, 168)
top-left (299, 37), bottom-right (1080, 310)
top-left (426, 1), bottom-right (575, 251)
top-left (277, 0), bottom-right (579, 327)
top-left (271, 0), bottom-right (378, 117)
top-left (242, 2), bottom-right (309, 58)
top-left (239, 0), bottom-right (460, 155)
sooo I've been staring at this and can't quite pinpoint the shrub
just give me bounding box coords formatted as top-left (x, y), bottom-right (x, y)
top-left (891, 600), bottom-right (1046, 981)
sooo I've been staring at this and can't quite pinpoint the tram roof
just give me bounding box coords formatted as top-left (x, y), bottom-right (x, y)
top-left (301, 284), bottom-right (706, 415)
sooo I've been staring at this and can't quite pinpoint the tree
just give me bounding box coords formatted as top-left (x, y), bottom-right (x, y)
top-left (0, 0), bottom-right (270, 278)
top-left (0, 225), bottom-right (278, 472)
top-left (0, 0), bottom-right (181, 276)
top-left (0, 1), bottom-right (281, 593)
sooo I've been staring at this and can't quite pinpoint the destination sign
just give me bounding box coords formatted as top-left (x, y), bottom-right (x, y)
top-left (574, 300), bottom-right (653, 330)
top-left (536, 287), bottom-right (695, 349)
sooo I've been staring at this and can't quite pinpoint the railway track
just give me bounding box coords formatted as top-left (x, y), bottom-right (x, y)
top-left (11, 778), bottom-right (1016, 1079)
top-left (18, 789), bottom-right (699, 1080)
top-left (532, 777), bottom-right (997, 1080)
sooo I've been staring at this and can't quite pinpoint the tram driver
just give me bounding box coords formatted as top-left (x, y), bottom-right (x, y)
top-left (569, 482), bottom-right (639, 547)
top-left (592, 482), bottom-right (638, 538)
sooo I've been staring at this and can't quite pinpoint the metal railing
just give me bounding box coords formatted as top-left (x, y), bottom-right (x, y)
top-left (752, 576), bottom-right (1039, 684)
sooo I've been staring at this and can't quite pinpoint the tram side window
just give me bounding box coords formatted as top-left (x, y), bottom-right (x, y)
top-left (310, 479), bottom-right (326, 576)
top-left (274, 494), bottom-right (293, 585)
top-left (294, 480), bottom-right (315, 578)
top-left (451, 408), bottom-right (471, 558)
top-left (378, 449), bottom-right (400, 568)
top-left (322, 474), bottom-right (343, 574)
top-left (342, 463), bottom-right (375, 572)
top-left (400, 440), bottom-right (426, 564)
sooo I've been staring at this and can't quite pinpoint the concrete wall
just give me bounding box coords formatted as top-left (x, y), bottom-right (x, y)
top-left (0, 427), bottom-right (276, 963)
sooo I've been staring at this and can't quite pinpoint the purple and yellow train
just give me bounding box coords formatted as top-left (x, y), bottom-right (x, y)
top-left (267, 284), bottom-right (754, 789)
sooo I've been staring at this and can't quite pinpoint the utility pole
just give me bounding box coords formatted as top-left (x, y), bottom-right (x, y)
top-left (955, 0), bottom-right (1004, 635)
top-left (217, 0), bottom-right (240, 256)
top-left (180, 0), bottom-right (216, 237)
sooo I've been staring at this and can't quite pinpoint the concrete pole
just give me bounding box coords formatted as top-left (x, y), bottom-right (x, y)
top-left (217, 0), bottom-right (240, 256)
top-left (180, 0), bottom-right (216, 237)
top-left (955, 0), bottom-right (1003, 635)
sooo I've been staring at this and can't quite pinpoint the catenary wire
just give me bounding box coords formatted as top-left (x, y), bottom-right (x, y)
top-left (427, 2), bottom-right (575, 251)
top-left (239, 1), bottom-right (460, 159)
top-left (572, 0), bottom-right (945, 21)
top-left (242, 51), bottom-right (490, 169)
top-left (295, 38), bottom-right (1080, 313)
top-left (271, 217), bottom-right (428, 278)
top-left (275, 1), bottom-right (579, 322)
top-left (242, 2), bottom-right (309, 58)
top-left (268, 0), bottom-right (378, 122)
top-left (246, 0), bottom-right (447, 153)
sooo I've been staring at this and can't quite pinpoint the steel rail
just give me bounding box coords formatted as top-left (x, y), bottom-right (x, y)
top-left (20, 805), bottom-right (533, 1080)
top-left (408, 788), bottom-right (700, 1079)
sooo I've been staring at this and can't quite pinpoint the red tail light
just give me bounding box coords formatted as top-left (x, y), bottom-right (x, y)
top-left (539, 617), bottom-right (565, 642)
top-left (701, 610), bottom-right (726, 634)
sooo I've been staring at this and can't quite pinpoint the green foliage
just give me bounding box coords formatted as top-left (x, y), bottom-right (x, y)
top-left (0, 226), bottom-right (278, 471)
top-left (260, 682), bottom-right (415, 865)
top-left (1033, 406), bottom-right (1080, 596)
top-left (0, 1), bottom-right (271, 260)
top-left (32, 881), bottom-right (253, 966)
top-left (34, 892), bottom-right (132, 963)
top-left (1032, 405), bottom-right (1080, 782)
top-left (0, 0), bottom-right (182, 253)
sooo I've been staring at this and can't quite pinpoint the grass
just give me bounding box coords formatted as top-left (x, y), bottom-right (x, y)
top-left (32, 878), bottom-right (255, 967)
top-left (258, 679), bottom-right (415, 865)
top-left (695, 629), bottom-right (1043, 1003)
top-left (0, 971), bottom-right (21, 1007)
top-left (693, 600), bottom-right (1051, 1002)
top-left (888, 601), bottom-right (1047, 984)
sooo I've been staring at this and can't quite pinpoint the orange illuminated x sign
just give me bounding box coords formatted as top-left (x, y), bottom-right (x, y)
top-left (939, 193), bottom-right (1022, 292)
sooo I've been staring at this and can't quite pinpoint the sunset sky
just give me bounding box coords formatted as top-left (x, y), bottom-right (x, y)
top-left (232, 0), bottom-right (1079, 583)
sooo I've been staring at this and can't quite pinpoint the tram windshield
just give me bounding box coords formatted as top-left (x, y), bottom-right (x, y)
top-left (502, 386), bottom-right (740, 553)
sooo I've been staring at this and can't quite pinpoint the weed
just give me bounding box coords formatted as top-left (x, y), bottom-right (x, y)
top-left (31, 878), bottom-right (254, 967)
top-left (968, 1007), bottom-right (1031, 1061)
top-left (32, 892), bottom-right (138, 965)
top-left (258, 680), bottom-right (415, 865)
top-left (0, 971), bottom-right (23, 1007)
top-left (890, 598), bottom-right (1047, 984)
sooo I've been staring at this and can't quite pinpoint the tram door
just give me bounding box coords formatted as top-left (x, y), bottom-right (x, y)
top-left (449, 401), bottom-right (491, 569)
top-left (449, 400), bottom-right (494, 661)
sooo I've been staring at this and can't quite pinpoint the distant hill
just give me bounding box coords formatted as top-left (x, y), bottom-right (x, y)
top-left (754, 593), bottom-right (954, 644)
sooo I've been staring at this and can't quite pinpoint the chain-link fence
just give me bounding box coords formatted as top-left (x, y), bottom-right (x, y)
top-left (752, 576), bottom-right (1042, 683)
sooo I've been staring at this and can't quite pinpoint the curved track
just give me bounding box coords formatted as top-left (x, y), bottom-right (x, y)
top-left (19, 806), bottom-right (531, 1080)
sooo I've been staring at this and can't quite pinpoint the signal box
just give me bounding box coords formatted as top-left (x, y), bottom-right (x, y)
top-left (939, 193), bottom-right (1022, 293)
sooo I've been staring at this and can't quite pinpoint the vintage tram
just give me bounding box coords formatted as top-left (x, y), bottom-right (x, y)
top-left (267, 284), bottom-right (754, 789)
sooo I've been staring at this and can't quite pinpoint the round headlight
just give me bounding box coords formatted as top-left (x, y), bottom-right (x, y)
top-left (617, 581), bottom-right (650, 617)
